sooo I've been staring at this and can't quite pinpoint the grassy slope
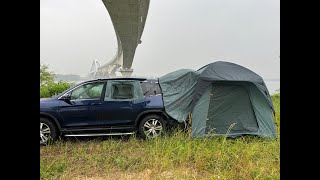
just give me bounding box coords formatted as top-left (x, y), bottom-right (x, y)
top-left (40, 95), bottom-right (280, 180)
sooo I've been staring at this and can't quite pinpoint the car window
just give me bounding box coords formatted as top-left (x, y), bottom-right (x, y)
top-left (70, 82), bottom-right (104, 100)
top-left (141, 81), bottom-right (161, 96)
top-left (111, 84), bottom-right (134, 99)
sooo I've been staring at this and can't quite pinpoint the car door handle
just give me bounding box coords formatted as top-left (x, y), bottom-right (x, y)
top-left (91, 102), bottom-right (102, 105)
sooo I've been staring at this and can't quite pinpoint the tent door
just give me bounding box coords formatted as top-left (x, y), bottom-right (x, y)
top-left (206, 83), bottom-right (258, 135)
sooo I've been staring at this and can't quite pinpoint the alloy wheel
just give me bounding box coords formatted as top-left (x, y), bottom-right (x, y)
top-left (40, 122), bottom-right (51, 144)
top-left (143, 119), bottom-right (163, 138)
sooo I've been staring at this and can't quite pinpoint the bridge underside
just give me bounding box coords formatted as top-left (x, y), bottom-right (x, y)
top-left (89, 0), bottom-right (150, 78)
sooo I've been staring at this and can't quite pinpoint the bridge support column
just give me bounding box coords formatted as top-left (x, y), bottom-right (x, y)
top-left (119, 68), bottom-right (133, 77)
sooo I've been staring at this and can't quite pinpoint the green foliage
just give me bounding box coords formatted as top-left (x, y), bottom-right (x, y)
top-left (40, 63), bottom-right (54, 85)
top-left (40, 63), bottom-right (76, 98)
top-left (50, 81), bottom-right (75, 97)
top-left (40, 81), bottom-right (76, 98)
top-left (40, 85), bottom-right (51, 98)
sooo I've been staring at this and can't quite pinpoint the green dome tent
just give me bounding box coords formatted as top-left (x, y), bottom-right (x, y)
top-left (159, 61), bottom-right (277, 138)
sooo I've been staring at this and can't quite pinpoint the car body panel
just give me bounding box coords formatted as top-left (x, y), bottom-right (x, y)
top-left (40, 78), bottom-right (166, 135)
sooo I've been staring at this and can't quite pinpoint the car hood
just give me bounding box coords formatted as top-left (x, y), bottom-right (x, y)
top-left (40, 97), bottom-right (56, 102)
top-left (40, 97), bottom-right (60, 110)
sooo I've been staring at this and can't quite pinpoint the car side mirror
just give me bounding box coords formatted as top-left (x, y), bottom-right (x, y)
top-left (59, 93), bottom-right (71, 101)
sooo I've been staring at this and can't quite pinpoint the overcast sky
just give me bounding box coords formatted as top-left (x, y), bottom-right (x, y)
top-left (40, 0), bottom-right (279, 80)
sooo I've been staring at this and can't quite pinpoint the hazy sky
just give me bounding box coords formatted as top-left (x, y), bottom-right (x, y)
top-left (40, 0), bottom-right (279, 80)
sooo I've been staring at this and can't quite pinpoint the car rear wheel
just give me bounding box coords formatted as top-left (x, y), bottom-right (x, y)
top-left (40, 117), bottom-right (58, 145)
top-left (138, 115), bottom-right (166, 139)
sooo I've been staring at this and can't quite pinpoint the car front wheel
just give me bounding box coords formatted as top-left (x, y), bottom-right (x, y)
top-left (40, 117), bottom-right (58, 145)
top-left (138, 115), bottom-right (166, 139)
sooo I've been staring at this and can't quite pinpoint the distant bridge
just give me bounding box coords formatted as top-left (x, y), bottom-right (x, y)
top-left (89, 0), bottom-right (150, 78)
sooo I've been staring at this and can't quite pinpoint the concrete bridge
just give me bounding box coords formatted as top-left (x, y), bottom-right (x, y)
top-left (89, 0), bottom-right (150, 78)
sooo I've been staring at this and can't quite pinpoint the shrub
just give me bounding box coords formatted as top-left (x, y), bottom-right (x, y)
top-left (40, 81), bottom-right (75, 98)
top-left (40, 62), bottom-right (76, 98)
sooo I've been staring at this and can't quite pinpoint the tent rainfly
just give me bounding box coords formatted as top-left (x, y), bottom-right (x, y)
top-left (159, 61), bottom-right (277, 138)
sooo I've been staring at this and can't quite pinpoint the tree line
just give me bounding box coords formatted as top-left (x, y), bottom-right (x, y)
top-left (40, 63), bottom-right (75, 98)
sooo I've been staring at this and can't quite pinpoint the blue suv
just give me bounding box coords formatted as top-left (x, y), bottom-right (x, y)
top-left (40, 78), bottom-right (172, 144)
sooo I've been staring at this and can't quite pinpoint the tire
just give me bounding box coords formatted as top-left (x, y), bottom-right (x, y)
top-left (40, 117), bottom-right (58, 145)
top-left (138, 114), bottom-right (166, 139)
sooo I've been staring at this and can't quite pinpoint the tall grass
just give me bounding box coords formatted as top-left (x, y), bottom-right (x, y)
top-left (40, 95), bottom-right (280, 179)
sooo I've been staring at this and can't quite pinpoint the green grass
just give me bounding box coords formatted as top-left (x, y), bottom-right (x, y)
top-left (40, 94), bottom-right (280, 180)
